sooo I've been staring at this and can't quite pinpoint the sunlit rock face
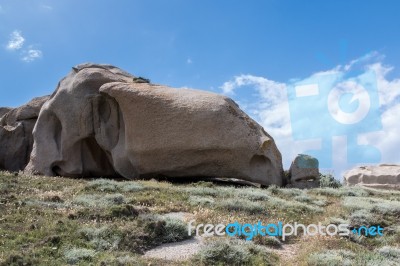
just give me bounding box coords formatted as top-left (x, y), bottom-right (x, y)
top-left (344, 164), bottom-right (400, 190)
top-left (25, 63), bottom-right (284, 186)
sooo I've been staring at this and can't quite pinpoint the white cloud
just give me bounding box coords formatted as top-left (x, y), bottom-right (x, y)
top-left (6, 30), bottom-right (25, 50)
top-left (219, 74), bottom-right (295, 170)
top-left (220, 80), bottom-right (236, 94)
top-left (21, 48), bottom-right (43, 62)
top-left (220, 74), bottom-right (289, 135)
top-left (356, 63), bottom-right (400, 164)
top-left (220, 53), bottom-right (400, 179)
top-left (5, 31), bottom-right (43, 62)
top-left (41, 4), bottom-right (53, 10)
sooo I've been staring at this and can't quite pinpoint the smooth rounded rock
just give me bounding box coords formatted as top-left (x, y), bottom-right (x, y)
top-left (344, 164), bottom-right (400, 190)
top-left (25, 63), bottom-right (284, 186)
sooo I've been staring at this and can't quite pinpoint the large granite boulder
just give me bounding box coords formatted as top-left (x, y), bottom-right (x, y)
top-left (0, 96), bottom-right (49, 171)
top-left (344, 164), bottom-right (400, 190)
top-left (286, 154), bottom-right (320, 188)
top-left (25, 63), bottom-right (284, 186)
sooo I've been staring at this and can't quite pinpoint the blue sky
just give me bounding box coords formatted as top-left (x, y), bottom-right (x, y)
top-left (1, 0), bottom-right (400, 177)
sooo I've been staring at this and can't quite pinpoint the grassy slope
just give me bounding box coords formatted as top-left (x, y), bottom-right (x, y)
top-left (0, 171), bottom-right (399, 265)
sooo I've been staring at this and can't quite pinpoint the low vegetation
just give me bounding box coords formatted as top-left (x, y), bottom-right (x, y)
top-left (0, 171), bottom-right (399, 265)
top-left (192, 239), bottom-right (280, 265)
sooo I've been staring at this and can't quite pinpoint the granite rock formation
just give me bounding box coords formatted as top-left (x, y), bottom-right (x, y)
top-left (0, 96), bottom-right (49, 171)
top-left (24, 63), bottom-right (284, 186)
top-left (344, 164), bottom-right (400, 190)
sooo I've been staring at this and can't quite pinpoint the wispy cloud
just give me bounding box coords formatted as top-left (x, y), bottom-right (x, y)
top-left (5, 30), bottom-right (43, 62)
top-left (220, 53), bottom-right (400, 178)
top-left (41, 4), bottom-right (53, 10)
top-left (21, 48), bottom-right (43, 62)
top-left (187, 58), bottom-right (192, 64)
top-left (6, 30), bottom-right (25, 50)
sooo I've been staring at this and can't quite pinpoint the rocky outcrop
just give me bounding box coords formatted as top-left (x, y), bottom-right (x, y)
top-left (0, 107), bottom-right (11, 118)
top-left (344, 164), bottom-right (400, 190)
top-left (286, 154), bottom-right (320, 189)
top-left (0, 96), bottom-right (49, 171)
top-left (25, 63), bottom-right (284, 186)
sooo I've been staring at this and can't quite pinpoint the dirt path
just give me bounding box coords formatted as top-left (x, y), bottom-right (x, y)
top-left (143, 212), bottom-right (302, 263)
top-left (143, 236), bottom-right (204, 261)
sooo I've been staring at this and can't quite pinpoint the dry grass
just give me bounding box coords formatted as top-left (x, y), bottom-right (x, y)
top-left (0, 172), bottom-right (399, 265)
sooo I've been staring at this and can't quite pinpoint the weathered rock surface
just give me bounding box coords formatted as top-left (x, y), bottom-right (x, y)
top-left (0, 96), bottom-right (49, 171)
top-left (25, 63), bottom-right (284, 186)
top-left (344, 164), bottom-right (400, 190)
top-left (286, 154), bottom-right (320, 189)
top-left (0, 107), bottom-right (11, 118)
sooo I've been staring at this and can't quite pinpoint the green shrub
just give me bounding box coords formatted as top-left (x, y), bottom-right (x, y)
top-left (109, 204), bottom-right (139, 218)
top-left (267, 185), bottom-right (304, 197)
top-left (99, 254), bottom-right (145, 266)
top-left (377, 246), bottom-right (400, 260)
top-left (188, 196), bottom-right (214, 206)
top-left (349, 209), bottom-right (377, 227)
top-left (371, 202), bottom-right (400, 216)
top-left (25, 199), bottom-right (67, 209)
top-left (294, 195), bottom-right (313, 203)
top-left (64, 248), bottom-right (96, 264)
top-left (343, 197), bottom-right (376, 211)
top-left (117, 225), bottom-right (154, 253)
top-left (343, 197), bottom-right (400, 215)
top-left (85, 179), bottom-right (143, 192)
top-left (313, 199), bottom-right (329, 207)
top-left (120, 183), bottom-right (144, 192)
top-left (183, 186), bottom-right (221, 197)
top-left (192, 239), bottom-right (279, 266)
top-left (292, 195), bottom-right (327, 207)
top-left (311, 187), bottom-right (343, 197)
top-left (162, 218), bottom-right (191, 242)
top-left (73, 193), bottom-right (125, 208)
top-left (237, 188), bottom-right (269, 201)
top-left (312, 187), bottom-right (370, 197)
top-left (319, 173), bottom-right (342, 188)
top-left (86, 179), bottom-right (119, 192)
top-left (114, 255), bottom-right (143, 265)
top-left (354, 251), bottom-right (400, 265)
top-left (348, 232), bottom-right (365, 244)
top-left (132, 76), bottom-right (150, 83)
top-left (329, 217), bottom-right (349, 225)
top-left (266, 184), bottom-right (279, 195)
top-left (78, 226), bottom-right (120, 251)
top-left (308, 249), bottom-right (355, 266)
top-left (267, 196), bottom-right (323, 214)
top-left (138, 214), bottom-right (191, 244)
top-left (0, 254), bottom-right (38, 266)
top-left (217, 199), bottom-right (265, 215)
top-left (252, 235), bottom-right (282, 248)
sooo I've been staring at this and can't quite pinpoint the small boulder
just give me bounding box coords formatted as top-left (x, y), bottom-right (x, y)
top-left (344, 164), bottom-right (400, 190)
top-left (287, 154), bottom-right (320, 189)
